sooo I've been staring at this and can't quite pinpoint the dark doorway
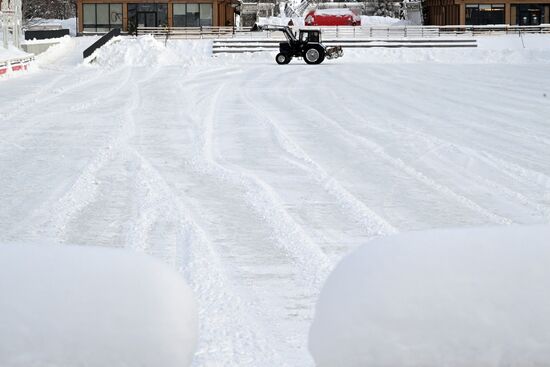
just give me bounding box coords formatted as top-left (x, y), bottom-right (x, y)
top-left (517, 5), bottom-right (543, 25)
top-left (128, 3), bottom-right (168, 30)
top-left (137, 12), bottom-right (157, 27)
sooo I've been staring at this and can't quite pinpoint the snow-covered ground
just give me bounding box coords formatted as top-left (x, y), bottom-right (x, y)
top-left (0, 45), bottom-right (31, 62)
top-left (1, 35), bottom-right (549, 366)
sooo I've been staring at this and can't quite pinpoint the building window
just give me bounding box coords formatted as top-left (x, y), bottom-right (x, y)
top-left (82, 3), bottom-right (122, 32)
top-left (200, 4), bottom-right (213, 26)
top-left (465, 4), bottom-right (505, 25)
top-left (172, 3), bottom-right (213, 27)
top-left (128, 3), bottom-right (168, 29)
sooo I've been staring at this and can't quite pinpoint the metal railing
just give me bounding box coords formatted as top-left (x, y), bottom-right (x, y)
top-left (83, 27), bottom-right (121, 59)
top-left (0, 55), bottom-right (34, 75)
top-left (137, 26), bottom-right (247, 38)
top-left (136, 24), bottom-right (550, 40)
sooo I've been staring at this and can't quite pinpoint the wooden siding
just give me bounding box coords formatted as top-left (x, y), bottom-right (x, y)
top-left (425, 0), bottom-right (550, 24)
top-left (77, 0), bottom-right (235, 32)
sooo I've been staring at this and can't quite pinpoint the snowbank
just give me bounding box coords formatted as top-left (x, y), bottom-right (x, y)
top-left (342, 35), bottom-right (550, 64)
top-left (0, 243), bottom-right (198, 367)
top-left (0, 45), bottom-right (30, 62)
top-left (90, 36), bottom-right (212, 68)
top-left (315, 8), bottom-right (358, 16)
top-left (309, 226), bottom-right (550, 367)
top-left (257, 16), bottom-right (306, 27)
top-left (360, 15), bottom-right (411, 26)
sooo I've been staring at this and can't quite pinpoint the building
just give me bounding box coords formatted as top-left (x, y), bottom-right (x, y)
top-left (423, 0), bottom-right (550, 25)
top-left (76, 0), bottom-right (237, 33)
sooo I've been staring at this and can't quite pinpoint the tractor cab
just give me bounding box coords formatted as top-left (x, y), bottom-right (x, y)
top-left (299, 29), bottom-right (321, 44)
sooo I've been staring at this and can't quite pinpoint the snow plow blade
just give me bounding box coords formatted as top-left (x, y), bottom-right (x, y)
top-left (326, 46), bottom-right (343, 59)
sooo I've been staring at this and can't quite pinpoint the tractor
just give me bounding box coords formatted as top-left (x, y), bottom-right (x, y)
top-left (251, 25), bottom-right (343, 65)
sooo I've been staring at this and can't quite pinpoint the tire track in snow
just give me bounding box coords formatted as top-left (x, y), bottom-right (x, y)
top-left (15, 68), bottom-right (147, 241)
top-left (328, 70), bottom-right (550, 222)
top-left (124, 65), bottom-right (321, 365)
top-left (192, 80), bottom-right (333, 286)
top-left (164, 69), bottom-right (335, 365)
top-left (240, 70), bottom-right (397, 237)
top-left (287, 70), bottom-right (512, 225)
top-left (123, 148), bottom-right (289, 366)
top-left (355, 65), bottom-right (550, 159)
top-left (0, 65), bottom-right (116, 123)
top-left (0, 66), bottom-right (134, 151)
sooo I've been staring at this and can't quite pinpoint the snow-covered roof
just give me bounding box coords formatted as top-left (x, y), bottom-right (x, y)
top-left (314, 8), bottom-right (356, 16)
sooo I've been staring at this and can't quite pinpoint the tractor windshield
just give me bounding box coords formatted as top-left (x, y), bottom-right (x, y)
top-left (300, 31), bottom-right (321, 43)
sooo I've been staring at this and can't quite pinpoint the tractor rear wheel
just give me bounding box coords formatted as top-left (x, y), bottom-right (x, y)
top-left (304, 46), bottom-right (325, 65)
top-left (275, 53), bottom-right (291, 65)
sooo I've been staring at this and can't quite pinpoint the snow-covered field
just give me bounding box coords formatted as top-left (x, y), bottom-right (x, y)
top-left (1, 35), bottom-right (550, 366)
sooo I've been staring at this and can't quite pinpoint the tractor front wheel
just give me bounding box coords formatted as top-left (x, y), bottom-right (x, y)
top-left (275, 53), bottom-right (291, 65)
top-left (304, 46), bottom-right (325, 65)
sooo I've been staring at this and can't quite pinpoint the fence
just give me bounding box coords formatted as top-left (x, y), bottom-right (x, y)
top-left (136, 24), bottom-right (550, 40)
top-left (0, 55), bottom-right (34, 76)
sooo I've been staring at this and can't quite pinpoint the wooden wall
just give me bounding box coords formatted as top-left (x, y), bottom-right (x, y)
top-left (77, 0), bottom-right (235, 32)
top-left (425, 0), bottom-right (550, 25)
top-left (424, 0), bottom-right (460, 25)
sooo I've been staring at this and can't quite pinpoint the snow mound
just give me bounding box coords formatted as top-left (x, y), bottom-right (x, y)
top-left (309, 226), bottom-right (550, 367)
top-left (91, 36), bottom-right (212, 68)
top-left (315, 8), bottom-right (357, 16)
top-left (360, 15), bottom-right (411, 25)
top-left (0, 243), bottom-right (198, 367)
top-left (0, 45), bottom-right (31, 63)
top-left (344, 35), bottom-right (550, 64)
top-left (257, 16), bottom-right (306, 27)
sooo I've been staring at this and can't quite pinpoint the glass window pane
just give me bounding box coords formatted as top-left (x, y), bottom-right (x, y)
top-left (83, 4), bottom-right (96, 24)
top-left (174, 4), bottom-right (187, 26)
top-left (157, 3), bottom-right (168, 26)
top-left (187, 4), bottom-right (200, 27)
top-left (110, 4), bottom-right (122, 25)
top-left (174, 4), bottom-right (186, 15)
top-left (96, 4), bottom-right (109, 26)
top-left (200, 4), bottom-right (212, 26)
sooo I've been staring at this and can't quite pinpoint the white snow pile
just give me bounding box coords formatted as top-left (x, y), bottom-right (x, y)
top-left (32, 35), bottom-right (74, 66)
top-left (0, 243), bottom-right (198, 367)
top-left (315, 8), bottom-right (358, 16)
top-left (360, 15), bottom-right (411, 25)
top-left (0, 45), bottom-right (30, 62)
top-left (344, 34), bottom-right (550, 64)
top-left (90, 36), bottom-right (212, 68)
top-left (309, 226), bottom-right (550, 367)
top-left (257, 16), bottom-right (306, 27)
